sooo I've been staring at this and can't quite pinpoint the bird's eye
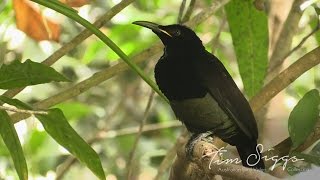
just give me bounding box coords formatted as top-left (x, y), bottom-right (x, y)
top-left (173, 29), bottom-right (181, 36)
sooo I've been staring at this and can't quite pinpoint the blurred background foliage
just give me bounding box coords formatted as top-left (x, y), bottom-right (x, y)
top-left (0, 0), bottom-right (319, 179)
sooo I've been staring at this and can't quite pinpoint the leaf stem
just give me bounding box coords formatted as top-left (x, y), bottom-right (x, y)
top-left (30, 0), bottom-right (169, 103)
top-left (0, 105), bottom-right (48, 115)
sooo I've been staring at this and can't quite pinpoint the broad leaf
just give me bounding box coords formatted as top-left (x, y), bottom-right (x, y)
top-left (0, 59), bottom-right (69, 89)
top-left (0, 96), bottom-right (105, 179)
top-left (0, 95), bottom-right (32, 110)
top-left (290, 151), bottom-right (320, 166)
top-left (36, 109), bottom-right (105, 180)
top-left (54, 102), bottom-right (93, 121)
top-left (288, 89), bottom-right (320, 149)
top-left (225, 0), bottom-right (269, 97)
top-left (0, 110), bottom-right (28, 180)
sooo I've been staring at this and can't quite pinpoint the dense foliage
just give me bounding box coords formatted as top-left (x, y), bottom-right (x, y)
top-left (0, 0), bottom-right (319, 179)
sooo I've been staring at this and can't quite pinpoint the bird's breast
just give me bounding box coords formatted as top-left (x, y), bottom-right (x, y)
top-left (154, 59), bottom-right (206, 100)
top-left (170, 93), bottom-right (238, 140)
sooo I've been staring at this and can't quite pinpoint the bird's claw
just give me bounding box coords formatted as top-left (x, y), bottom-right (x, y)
top-left (185, 132), bottom-right (213, 160)
top-left (201, 144), bottom-right (220, 159)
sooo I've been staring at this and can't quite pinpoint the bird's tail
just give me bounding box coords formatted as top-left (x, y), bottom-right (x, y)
top-left (236, 142), bottom-right (265, 170)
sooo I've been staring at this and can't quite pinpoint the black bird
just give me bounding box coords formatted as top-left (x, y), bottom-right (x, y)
top-left (133, 21), bottom-right (265, 169)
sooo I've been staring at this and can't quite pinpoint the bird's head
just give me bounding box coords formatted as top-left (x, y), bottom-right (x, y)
top-left (133, 21), bottom-right (204, 52)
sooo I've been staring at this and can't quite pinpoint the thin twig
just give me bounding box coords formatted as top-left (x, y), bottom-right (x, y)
top-left (0, 105), bottom-right (47, 115)
top-left (55, 157), bottom-right (77, 180)
top-left (1, 0), bottom-right (135, 99)
top-left (169, 45), bottom-right (320, 179)
top-left (211, 17), bottom-right (227, 53)
top-left (154, 128), bottom-right (188, 180)
top-left (69, 108), bottom-right (174, 179)
top-left (55, 79), bottom-right (139, 180)
top-left (127, 91), bottom-right (155, 179)
top-left (181, 0), bottom-right (196, 23)
top-left (250, 46), bottom-right (320, 113)
top-left (99, 98), bottom-right (126, 131)
top-left (283, 18), bottom-right (320, 59)
top-left (185, 0), bottom-right (230, 28)
top-left (55, 97), bottom-right (126, 180)
top-left (178, 0), bottom-right (187, 23)
top-left (9, 0), bottom-right (231, 124)
top-left (268, 0), bottom-right (306, 77)
top-left (54, 121), bottom-right (182, 179)
top-left (93, 121), bottom-right (182, 140)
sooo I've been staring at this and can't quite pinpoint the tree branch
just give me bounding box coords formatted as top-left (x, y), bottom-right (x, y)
top-left (55, 121), bottom-right (183, 179)
top-left (171, 117), bottom-right (320, 180)
top-left (250, 46), bottom-right (320, 113)
top-left (1, 0), bottom-right (135, 99)
top-left (170, 46), bottom-right (320, 179)
top-left (281, 18), bottom-right (320, 61)
top-left (155, 128), bottom-right (188, 180)
top-left (181, 0), bottom-right (196, 23)
top-left (9, 0), bottom-right (231, 124)
top-left (0, 105), bottom-right (47, 115)
top-left (171, 138), bottom-right (280, 180)
top-left (211, 17), bottom-right (227, 53)
top-left (268, 0), bottom-right (306, 76)
top-left (127, 91), bottom-right (155, 179)
top-left (178, 0), bottom-right (187, 23)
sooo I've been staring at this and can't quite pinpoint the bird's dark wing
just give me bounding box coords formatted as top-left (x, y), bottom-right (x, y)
top-left (195, 52), bottom-right (258, 140)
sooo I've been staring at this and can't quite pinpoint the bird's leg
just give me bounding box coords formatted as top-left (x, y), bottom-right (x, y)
top-left (185, 131), bottom-right (213, 160)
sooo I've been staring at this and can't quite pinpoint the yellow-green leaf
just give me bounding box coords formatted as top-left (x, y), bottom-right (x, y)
top-left (225, 0), bottom-right (269, 97)
top-left (288, 89), bottom-right (320, 149)
top-left (0, 59), bottom-right (69, 89)
top-left (36, 109), bottom-right (105, 180)
top-left (0, 110), bottom-right (28, 180)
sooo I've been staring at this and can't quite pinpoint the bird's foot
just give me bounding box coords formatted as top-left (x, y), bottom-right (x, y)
top-left (185, 132), bottom-right (213, 160)
top-left (201, 144), bottom-right (220, 159)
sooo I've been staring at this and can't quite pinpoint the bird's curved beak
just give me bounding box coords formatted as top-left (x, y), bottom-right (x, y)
top-left (132, 21), bottom-right (172, 37)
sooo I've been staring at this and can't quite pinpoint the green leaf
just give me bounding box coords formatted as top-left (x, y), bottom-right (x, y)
top-left (36, 109), bottom-right (105, 180)
top-left (31, 0), bottom-right (169, 103)
top-left (0, 96), bottom-right (32, 110)
top-left (27, 130), bottom-right (47, 154)
top-left (82, 40), bottom-right (105, 64)
top-left (310, 18), bottom-right (320, 45)
top-left (54, 102), bottom-right (93, 121)
top-left (290, 152), bottom-right (320, 166)
top-left (225, 0), bottom-right (269, 97)
top-left (0, 59), bottom-right (69, 89)
top-left (0, 97), bottom-right (105, 179)
top-left (0, 110), bottom-right (28, 180)
top-left (288, 89), bottom-right (320, 149)
top-left (0, 139), bottom-right (10, 156)
top-left (285, 157), bottom-right (311, 176)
